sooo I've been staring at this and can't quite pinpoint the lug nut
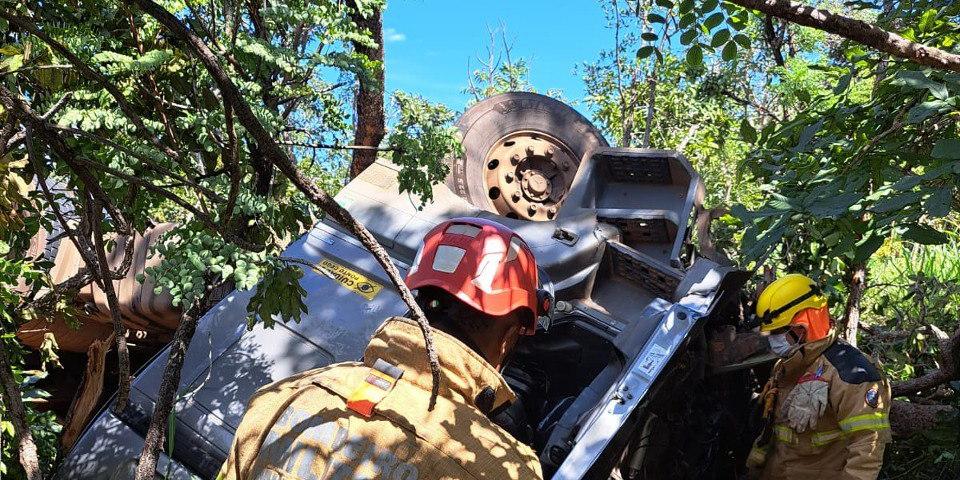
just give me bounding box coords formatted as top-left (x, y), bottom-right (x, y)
top-left (545, 146), bottom-right (555, 158)
top-left (547, 207), bottom-right (557, 218)
top-left (525, 145), bottom-right (535, 156)
top-left (504, 172), bottom-right (514, 183)
top-left (512, 192), bottom-right (522, 203)
top-left (511, 154), bottom-right (521, 166)
top-left (528, 205), bottom-right (538, 216)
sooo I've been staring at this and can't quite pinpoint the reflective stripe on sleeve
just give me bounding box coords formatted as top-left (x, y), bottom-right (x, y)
top-left (839, 412), bottom-right (890, 433)
top-left (774, 425), bottom-right (798, 444)
top-left (811, 429), bottom-right (843, 447)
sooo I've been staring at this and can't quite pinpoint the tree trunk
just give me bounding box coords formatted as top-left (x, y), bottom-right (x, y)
top-left (841, 264), bottom-right (866, 346)
top-left (726, 0), bottom-right (960, 72)
top-left (347, 1), bottom-right (385, 179)
top-left (0, 341), bottom-right (42, 480)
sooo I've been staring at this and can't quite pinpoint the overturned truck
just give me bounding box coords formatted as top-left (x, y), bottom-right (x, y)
top-left (59, 93), bottom-right (756, 479)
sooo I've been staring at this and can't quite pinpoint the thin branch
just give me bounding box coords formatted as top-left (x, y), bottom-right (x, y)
top-left (52, 125), bottom-right (226, 203)
top-left (727, 0), bottom-right (960, 72)
top-left (88, 193), bottom-right (132, 411)
top-left (279, 140), bottom-right (395, 152)
top-left (720, 88), bottom-right (784, 122)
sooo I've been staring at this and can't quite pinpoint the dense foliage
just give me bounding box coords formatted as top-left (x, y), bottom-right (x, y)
top-left (581, 0), bottom-right (959, 477)
top-left (0, 0), bottom-right (457, 476)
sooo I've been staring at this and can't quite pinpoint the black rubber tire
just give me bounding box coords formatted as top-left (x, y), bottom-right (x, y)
top-left (447, 92), bottom-right (608, 215)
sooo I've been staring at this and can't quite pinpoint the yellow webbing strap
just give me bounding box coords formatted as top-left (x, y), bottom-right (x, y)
top-left (346, 359), bottom-right (404, 418)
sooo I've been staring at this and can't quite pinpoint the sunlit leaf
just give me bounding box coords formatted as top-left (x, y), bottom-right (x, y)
top-left (686, 45), bottom-right (703, 66)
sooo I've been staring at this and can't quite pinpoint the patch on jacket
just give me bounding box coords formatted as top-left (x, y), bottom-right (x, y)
top-left (865, 385), bottom-right (880, 408)
top-left (823, 340), bottom-right (881, 384)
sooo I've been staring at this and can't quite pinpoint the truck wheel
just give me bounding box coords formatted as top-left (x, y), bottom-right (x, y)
top-left (448, 92), bottom-right (608, 221)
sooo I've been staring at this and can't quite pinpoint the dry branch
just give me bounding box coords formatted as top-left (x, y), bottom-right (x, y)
top-left (727, 0), bottom-right (960, 73)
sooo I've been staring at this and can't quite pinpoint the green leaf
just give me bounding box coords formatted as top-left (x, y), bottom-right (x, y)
top-left (711, 28), bottom-right (731, 48)
top-left (647, 13), bottom-right (666, 23)
top-left (924, 187), bottom-right (954, 217)
top-left (732, 33), bottom-right (751, 48)
top-left (918, 8), bottom-right (938, 32)
top-left (679, 0), bottom-right (695, 13)
top-left (871, 191), bottom-right (921, 213)
top-left (854, 231), bottom-right (885, 262)
top-left (680, 29), bottom-right (698, 46)
top-left (679, 13), bottom-right (697, 29)
top-left (636, 46), bottom-right (656, 60)
top-left (906, 101), bottom-right (946, 124)
top-left (701, 0), bottom-right (720, 12)
top-left (807, 192), bottom-right (860, 217)
top-left (641, 32), bottom-right (659, 42)
top-left (896, 70), bottom-right (948, 99)
top-left (902, 224), bottom-right (949, 245)
top-left (655, 0), bottom-right (674, 7)
top-left (931, 139), bottom-right (960, 159)
top-left (792, 119), bottom-right (824, 153)
top-left (833, 73), bottom-right (852, 94)
top-left (686, 45), bottom-right (703, 66)
top-left (703, 12), bottom-right (725, 30)
top-left (721, 41), bottom-right (738, 61)
top-left (892, 175), bottom-right (922, 191)
top-left (739, 118), bottom-right (757, 143)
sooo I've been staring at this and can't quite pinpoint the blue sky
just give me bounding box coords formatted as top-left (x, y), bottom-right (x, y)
top-left (382, 0), bottom-right (611, 116)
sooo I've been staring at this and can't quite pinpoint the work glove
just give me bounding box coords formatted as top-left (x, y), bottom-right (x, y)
top-left (781, 377), bottom-right (828, 433)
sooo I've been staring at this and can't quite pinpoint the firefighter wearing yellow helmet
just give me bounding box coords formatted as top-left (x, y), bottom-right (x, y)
top-left (748, 274), bottom-right (891, 480)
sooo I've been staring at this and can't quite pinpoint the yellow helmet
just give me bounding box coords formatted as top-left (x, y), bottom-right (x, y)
top-left (755, 274), bottom-right (828, 332)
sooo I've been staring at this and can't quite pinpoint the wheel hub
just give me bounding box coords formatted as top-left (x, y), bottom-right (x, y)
top-left (482, 131), bottom-right (578, 221)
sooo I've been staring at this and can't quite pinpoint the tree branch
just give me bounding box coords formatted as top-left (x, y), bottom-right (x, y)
top-left (279, 140), bottom-right (395, 152)
top-left (0, 341), bottom-right (41, 480)
top-left (892, 325), bottom-right (960, 397)
top-left (841, 264), bottom-right (867, 347)
top-left (88, 193), bottom-right (132, 412)
top-left (763, 16), bottom-right (786, 67)
top-left (727, 0), bottom-right (960, 72)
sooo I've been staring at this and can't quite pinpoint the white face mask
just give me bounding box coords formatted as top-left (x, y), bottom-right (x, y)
top-left (768, 333), bottom-right (798, 358)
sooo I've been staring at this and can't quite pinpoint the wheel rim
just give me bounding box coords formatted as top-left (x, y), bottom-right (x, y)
top-left (482, 131), bottom-right (579, 221)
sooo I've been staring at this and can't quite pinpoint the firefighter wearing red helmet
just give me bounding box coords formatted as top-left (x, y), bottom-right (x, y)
top-left (218, 218), bottom-right (546, 480)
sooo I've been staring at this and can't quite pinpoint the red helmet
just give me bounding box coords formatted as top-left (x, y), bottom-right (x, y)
top-left (405, 217), bottom-right (549, 335)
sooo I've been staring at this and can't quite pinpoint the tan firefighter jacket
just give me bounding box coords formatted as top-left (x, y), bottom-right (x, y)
top-left (217, 317), bottom-right (543, 480)
top-left (760, 331), bottom-right (891, 480)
